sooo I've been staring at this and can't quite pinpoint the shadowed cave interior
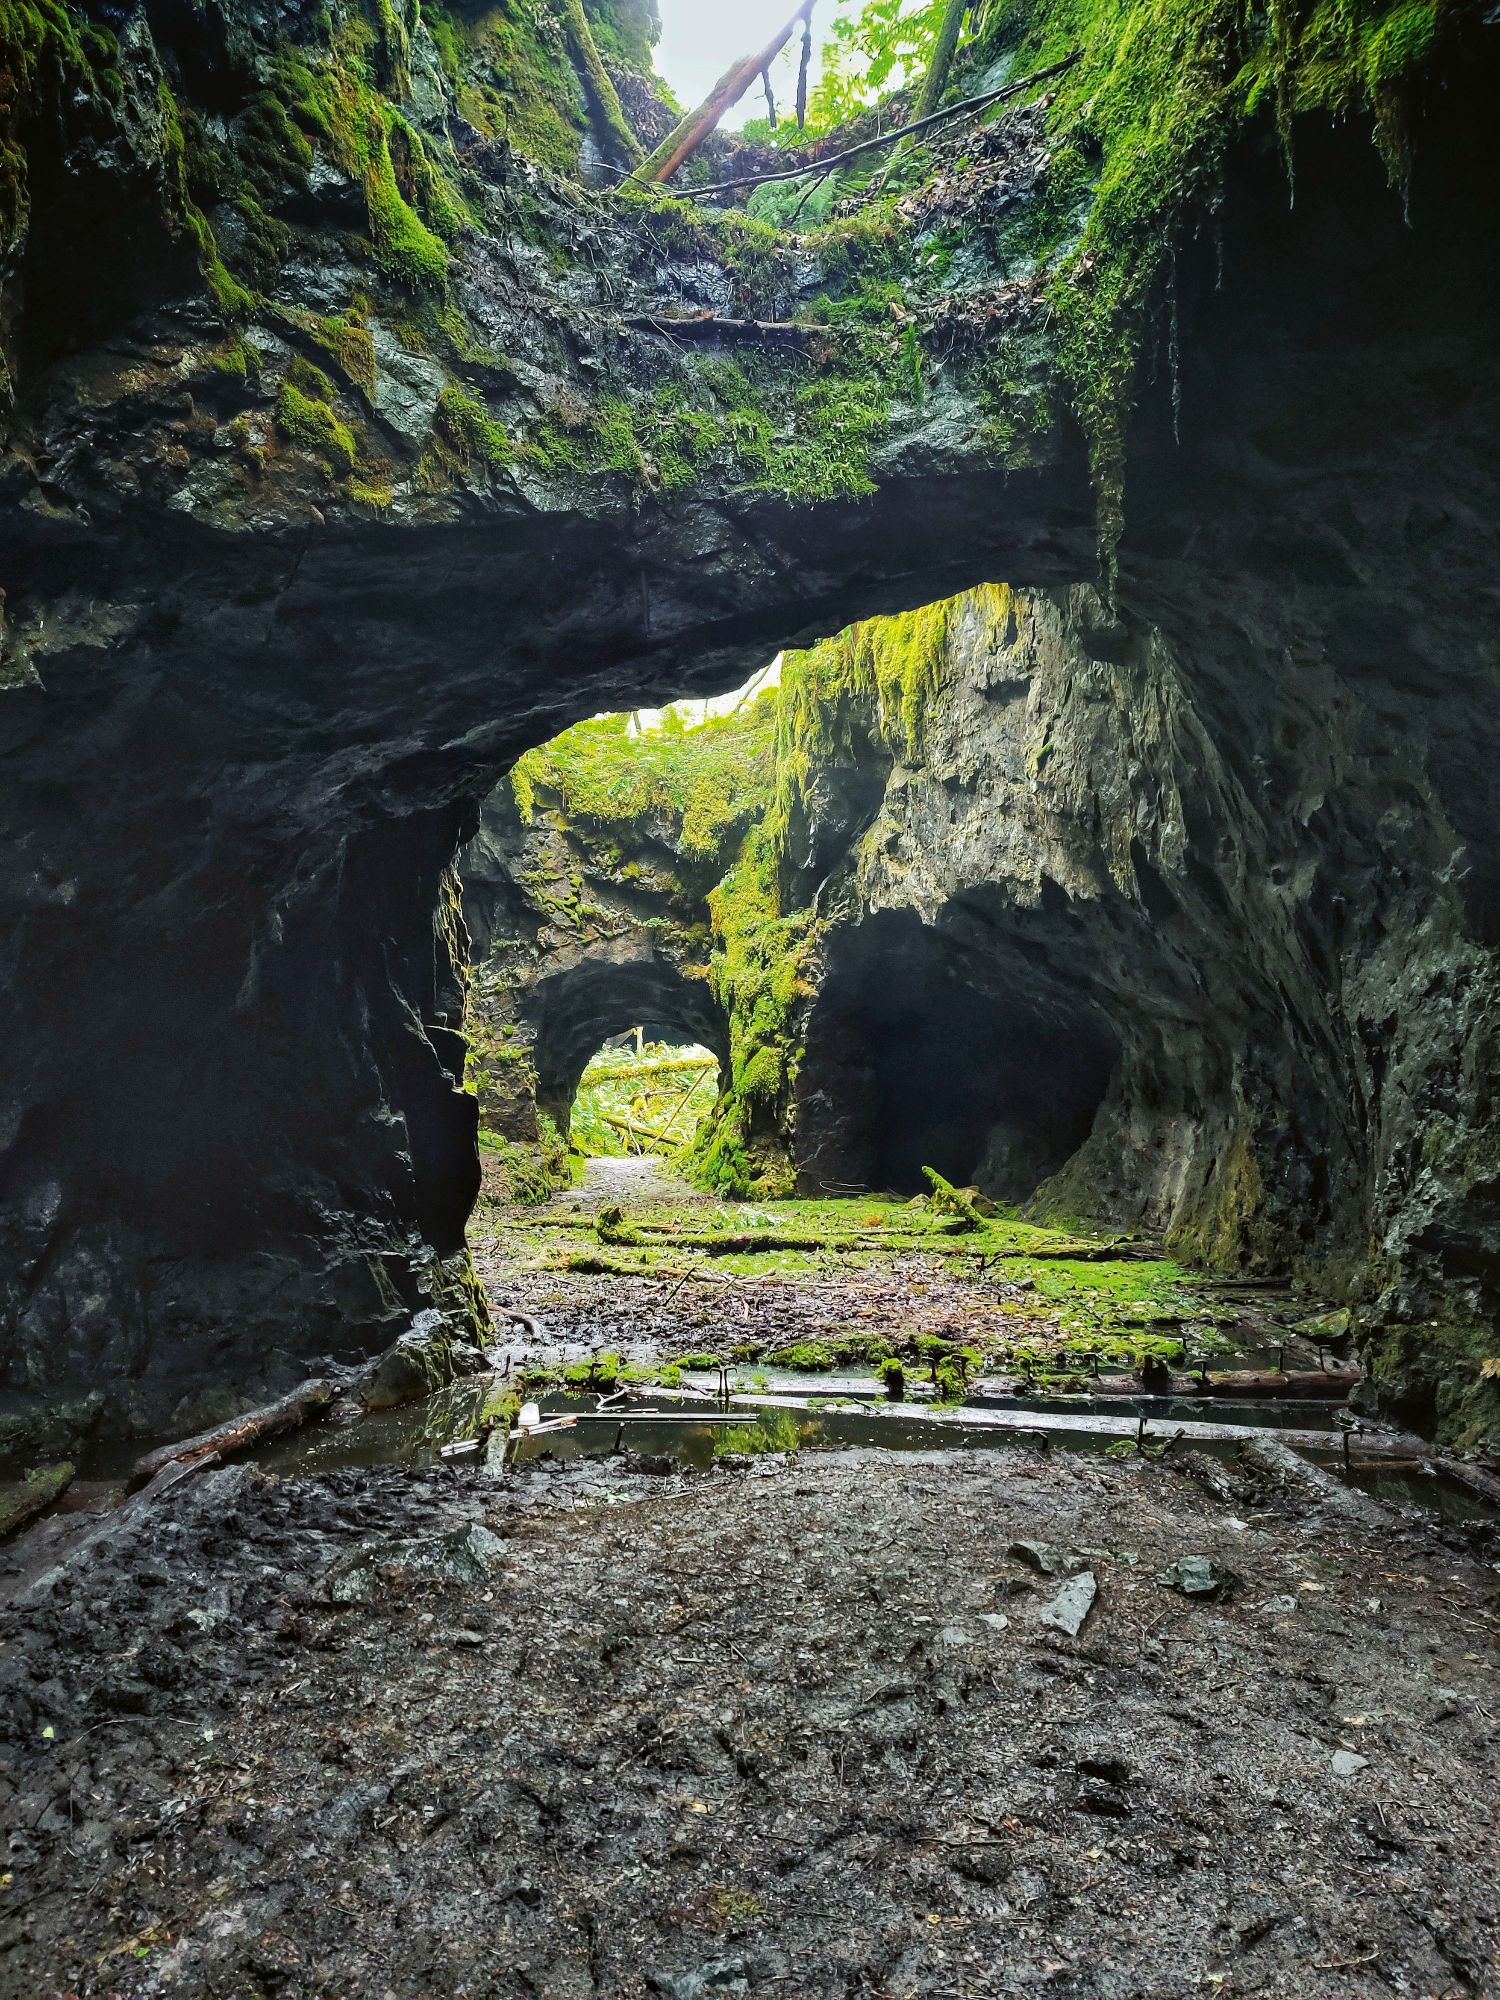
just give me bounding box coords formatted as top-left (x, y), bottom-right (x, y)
top-left (795, 909), bottom-right (1120, 1198)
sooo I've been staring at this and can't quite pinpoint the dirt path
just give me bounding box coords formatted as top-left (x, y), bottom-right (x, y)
top-left (1, 1446), bottom-right (1496, 1997)
top-left (472, 1161), bottom-right (1344, 1388)
top-left (546, 1155), bottom-right (714, 1213)
top-left (2, 1170), bottom-right (1494, 1997)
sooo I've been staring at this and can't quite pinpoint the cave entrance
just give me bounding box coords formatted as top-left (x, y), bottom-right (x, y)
top-left (796, 910), bottom-right (1119, 1203)
top-left (570, 1031), bottom-right (721, 1158)
top-left (523, 947), bottom-right (731, 1153)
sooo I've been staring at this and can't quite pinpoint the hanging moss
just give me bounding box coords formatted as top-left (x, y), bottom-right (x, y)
top-left (971, 0), bottom-right (1448, 566)
top-left (431, 385), bottom-right (514, 470)
top-left (421, 0), bottom-right (591, 175)
top-left (312, 304), bottom-right (378, 396)
top-left (767, 586), bottom-right (1017, 863)
top-left (362, 108), bottom-right (450, 291)
top-left (682, 821), bottom-right (817, 1199)
top-left (273, 358), bottom-right (366, 477)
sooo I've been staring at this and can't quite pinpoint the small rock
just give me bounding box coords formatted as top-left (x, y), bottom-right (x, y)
top-left (1156, 1555), bottom-right (1236, 1600)
top-left (1037, 1570), bottom-right (1097, 1638)
top-left (1009, 1539), bottom-right (1079, 1577)
top-left (322, 1522), bottom-right (505, 1603)
top-left (365, 1309), bottom-right (486, 1411)
top-left (978, 1613), bottom-right (1010, 1632)
top-left (938, 1626), bottom-right (973, 1647)
top-left (647, 1958), bottom-right (756, 1998)
top-left (1256, 1594), bottom-right (1298, 1616)
top-left (1078, 1751), bottom-right (1132, 1785)
top-left (1331, 1750), bottom-right (1369, 1778)
top-left (1075, 1779), bottom-right (1132, 1817)
top-left (1295, 1307), bottom-right (1352, 1344)
top-left (623, 1452), bottom-right (676, 1477)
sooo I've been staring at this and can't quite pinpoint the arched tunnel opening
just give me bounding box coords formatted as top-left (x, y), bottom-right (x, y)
top-left (794, 909), bottom-right (1120, 1202)
top-left (8, 10), bottom-right (1500, 1984)
top-left (523, 951), bottom-right (729, 1151)
top-left (569, 1031), bottom-right (720, 1158)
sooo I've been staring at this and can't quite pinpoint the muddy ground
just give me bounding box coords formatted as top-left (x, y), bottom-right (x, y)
top-left (2, 1439), bottom-right (1497, 1999)
top-left (469, 1160), bottom-right (1306, 1384)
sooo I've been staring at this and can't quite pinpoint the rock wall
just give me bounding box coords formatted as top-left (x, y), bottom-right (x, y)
top-left (461, 751), bottom-right (750, 1147)
top-left (776, 581), bottom-right (1500, 1442)
top-left (0, 0), bottom-right (1494, 1440)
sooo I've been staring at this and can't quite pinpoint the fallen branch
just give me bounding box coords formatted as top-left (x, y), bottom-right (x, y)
top-left (601, 1110), bottom-right (690, 1149)
top-left (584, 1053), bottom-right (721, 1081)
top-left (131, 1378), bottom-right (337, 1486)
top-left (495, 1306), bottom-right (540, 1341)
top-left (630, 0), bottom-right (817, 184)
top-left (623, 312), bottom-right (825, 345)
top-left (677, 52), bottom-right (1081, 200)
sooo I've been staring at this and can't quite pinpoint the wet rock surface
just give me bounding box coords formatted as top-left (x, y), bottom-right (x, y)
top-left (1, 1449), bottom-right (1496, 1997)
top-left (0, 13), bottom-right (1496, 1433)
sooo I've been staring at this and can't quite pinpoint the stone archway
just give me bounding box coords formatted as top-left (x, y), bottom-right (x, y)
top-left (0, 24), bottom-right (1497, 1427)
top-left (795, 909), bottom-right (1119, 1201)
top-left (506, 940), bottom-right (729, 1143)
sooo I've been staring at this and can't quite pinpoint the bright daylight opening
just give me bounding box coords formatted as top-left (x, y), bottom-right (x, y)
top-left (570, 1030), bottom-right (721, 1157)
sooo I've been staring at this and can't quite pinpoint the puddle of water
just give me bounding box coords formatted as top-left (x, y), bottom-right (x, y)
top-left (247, 1389), bottom-right (1281, 1480)
top-left (1310, 1457), bottom-right (1500, 1527)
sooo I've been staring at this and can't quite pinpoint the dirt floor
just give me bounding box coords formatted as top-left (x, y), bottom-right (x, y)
top-left (2, 1437), bottom-right (1498, 1998)
top-left (469, 1159), bottom-right (1305, 1384)
top-left (2, 1165), bottom-right (1497, 1998)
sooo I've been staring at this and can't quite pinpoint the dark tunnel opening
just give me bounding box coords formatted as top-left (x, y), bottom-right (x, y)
top-left (796, 910), bottom-right (1119, 1202)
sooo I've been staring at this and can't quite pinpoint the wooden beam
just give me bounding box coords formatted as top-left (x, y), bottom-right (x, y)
top-left (662, 1388), bottom-right (1423, 1456)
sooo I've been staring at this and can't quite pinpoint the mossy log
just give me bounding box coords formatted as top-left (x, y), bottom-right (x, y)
top-left (629, 0), bottom-right (815, 184)
top-left (132, 1379), bottom-right (337, 1485)
top-left (921, 1165), bottom-right (987, 1229)
top-left (594, 1223), bottom-right (1123, 1259)
top-left (555, 0), bottom-right (644, 166)
top-left (0, 1461), bottom-right (75, 1539)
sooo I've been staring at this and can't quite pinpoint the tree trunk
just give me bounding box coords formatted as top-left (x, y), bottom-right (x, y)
top-left (555, 0), bottom-right (644, 168)
top-left (131, 1379), bottom-right (338, 1485)
top-left (630, 1), bottom-right (815, 185)
top-left (917, 0), bottom-right (969, 118)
